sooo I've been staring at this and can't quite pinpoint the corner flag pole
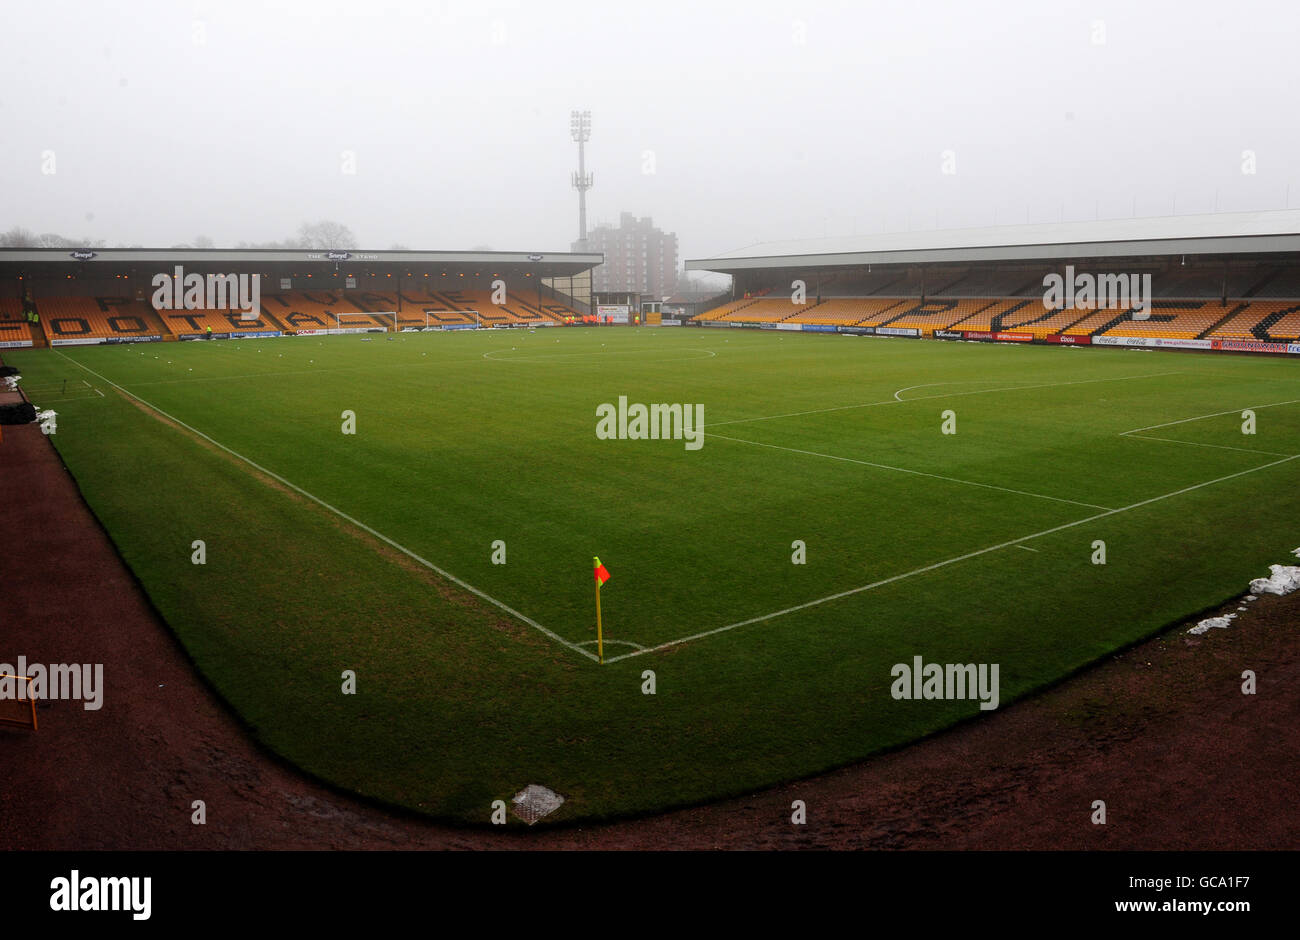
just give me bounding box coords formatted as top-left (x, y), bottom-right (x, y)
top-left (595, 577), bottom-right (603, 665)
top-left (593, 556), bottom-right (610, 665)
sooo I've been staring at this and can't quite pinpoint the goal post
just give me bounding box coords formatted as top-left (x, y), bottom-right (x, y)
top-left (420, 310), bottom-right (480, 330)
top-left (334, 311), bottom-right (395, 334)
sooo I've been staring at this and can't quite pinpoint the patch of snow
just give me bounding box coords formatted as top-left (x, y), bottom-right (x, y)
top-left (1192, 560), bottom-right (1300, 635)
top-left (1189, 613), bottom-right (1237, 635)
top-left (1249, 565), bottom-right (1300, 597)
top-left (511, 784), bottom-right (564, 825)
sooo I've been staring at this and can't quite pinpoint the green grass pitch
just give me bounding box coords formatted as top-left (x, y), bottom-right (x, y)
top-left (7, 329), bottom-right (1299, 823)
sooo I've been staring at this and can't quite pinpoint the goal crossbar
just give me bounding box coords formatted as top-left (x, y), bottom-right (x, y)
top-left (334, 311), bottom-right (396, 333)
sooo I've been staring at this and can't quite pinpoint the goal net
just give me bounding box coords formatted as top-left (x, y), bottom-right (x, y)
top-left (334, 311), bottom-right (394, 334)
top-left (419, 309), bottom-right (480, 330)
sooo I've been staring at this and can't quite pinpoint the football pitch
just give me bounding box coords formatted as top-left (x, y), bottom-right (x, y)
top-left (9, 329), bottom-right (1299, 823)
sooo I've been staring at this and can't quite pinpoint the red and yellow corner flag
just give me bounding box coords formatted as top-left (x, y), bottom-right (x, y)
top-left (593, 557), bottom-right (610, 664)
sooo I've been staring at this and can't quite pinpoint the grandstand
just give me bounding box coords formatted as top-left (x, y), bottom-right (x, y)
top-left (695, 292), bottom-right (1299, 343)
top-left (785, 298), bottom-right (904, 325)
top-left (687, 209), bottom-right (1300, 351)
top-left (36, 296), bottom-right (170, 344)
top-left (0, 296), bottom-right (34, 348)
top-left (0, 248), bottom-right (600, 347)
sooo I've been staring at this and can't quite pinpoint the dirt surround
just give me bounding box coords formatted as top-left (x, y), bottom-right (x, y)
top-left (1, 396), bottom-right (1297, 850)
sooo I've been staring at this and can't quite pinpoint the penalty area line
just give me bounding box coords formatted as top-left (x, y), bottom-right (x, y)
top-left (709, 432), bottom-right (1114, 511)
top-left (603, 450), bottom-right (1299, 663)
top-left (705, 370), bottom-right (1183, 430)
top-left (1119, 398), bottom-right (1300, 435)
top-left (51, 350), bottom-right (599, 664)
top-left (1122, 434), bottom-right (1297, 458)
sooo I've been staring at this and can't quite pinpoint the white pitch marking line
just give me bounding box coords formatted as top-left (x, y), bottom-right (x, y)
top-left (577, 639), bottom-right (648, 651)
top-left (54, 346), bottom-right (1300, 667)
top-left (1119, 398), bottom-right (1300, 435)
top-left (25, 394), bottom-right (106, 404)
top-left (124, 353), bottom-right (509, 388)
top-left (52, 350), bottom-right (600, 664)
top-left (893, 380), bottom-right (1000, 401)
top-left (706, 371), bottom-right (1183, 429)
top-left (482, 347), bottom-right (716, 364)
top-left (126, 368), bottom-right (344, 387)
top-left (1015, 545), bottom-right (1040, 553)
top-left (604, 450), bottom-right (1299, 663)
top-left (1123, 434), bottom-right (1296, 458)
top-left (709, 432), bottom-right (1114, 511)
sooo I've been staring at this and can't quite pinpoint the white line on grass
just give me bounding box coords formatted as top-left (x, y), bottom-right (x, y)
top-left (577, 639), bottom-right (648, 651)
top-left (18, 378), bottom-right (105, 402)
top-left (1123, 434), bottom-right (1296, 458)
top-left (53, 347), bottom-right (1300, 667)
top-left (891, 371), bottom-right (1180, 403)
top-left (705, 371), bottom-right (1182, 430)
top-left (893, 381), bottom-right (997, 401)
top-left (1015, 545), bottom-right (1040, 553)
top-left (482, 347), bottom-right (717, 364)
top-left (1117, 398), bottom-right (1300, 458)
top-left (603, 450), bottom-right (1299, 663)
top-left (709, 432), bottom-right (1114, 511)
top-left (52, 350), bottom-right (600, 663)
top-left (1119, 398), bottom-right (1300, 435)
top-left (24, 394), bottom-right (105, 404)
top-left (121, 359), bottom-right (461, 387)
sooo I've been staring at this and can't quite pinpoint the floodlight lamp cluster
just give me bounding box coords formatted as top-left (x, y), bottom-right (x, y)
top-left (570, 110), bottom-right (591, 142)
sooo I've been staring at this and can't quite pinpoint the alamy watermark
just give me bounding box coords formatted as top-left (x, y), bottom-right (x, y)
top-left (0, 658), bottom-right (103, 710)
top-left (50, 870), bottom-right (150, 920)
top-left (890, 655), bottom-right (999, 710)
top-left (596, 396), bottom-right (704, 451)
top-left (1043, 265), bottom-right (1152, 320)
top-left (151, 266), bottom-right (260, 320)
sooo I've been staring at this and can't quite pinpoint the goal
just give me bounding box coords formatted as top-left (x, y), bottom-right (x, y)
top-left (334, 311), bottom-right (395, 334)
top-left (420, 309), bottom-right (480, 330)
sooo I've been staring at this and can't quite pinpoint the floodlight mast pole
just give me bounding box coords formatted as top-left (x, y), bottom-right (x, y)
top-left (571, 110), bottom-right (593, 250)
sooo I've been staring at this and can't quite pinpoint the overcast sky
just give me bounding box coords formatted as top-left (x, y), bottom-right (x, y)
top-left (3, 0), bottom-right (1297, 263)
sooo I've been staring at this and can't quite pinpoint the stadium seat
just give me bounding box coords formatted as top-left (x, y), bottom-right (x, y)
top-left (0, 297), bottom-right (35, 346)
top-left (35, 297), bottom-right (172, 343)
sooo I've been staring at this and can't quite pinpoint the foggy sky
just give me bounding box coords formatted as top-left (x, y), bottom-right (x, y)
top-left (3, 0), bottom-right (1298, 263)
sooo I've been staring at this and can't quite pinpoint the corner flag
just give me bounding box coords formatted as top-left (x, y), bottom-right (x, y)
top-left (593, 557), bottom-right (610, 663)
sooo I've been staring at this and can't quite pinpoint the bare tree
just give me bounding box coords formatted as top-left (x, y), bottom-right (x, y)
top-left (235, 238), bottom-right (294, 249)
top-left (295, 220), bottom-right (357, 249)
top-left (0, 226), bottom-right (38, 247)
top-left (29, 232), bottom-right (105, 248)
